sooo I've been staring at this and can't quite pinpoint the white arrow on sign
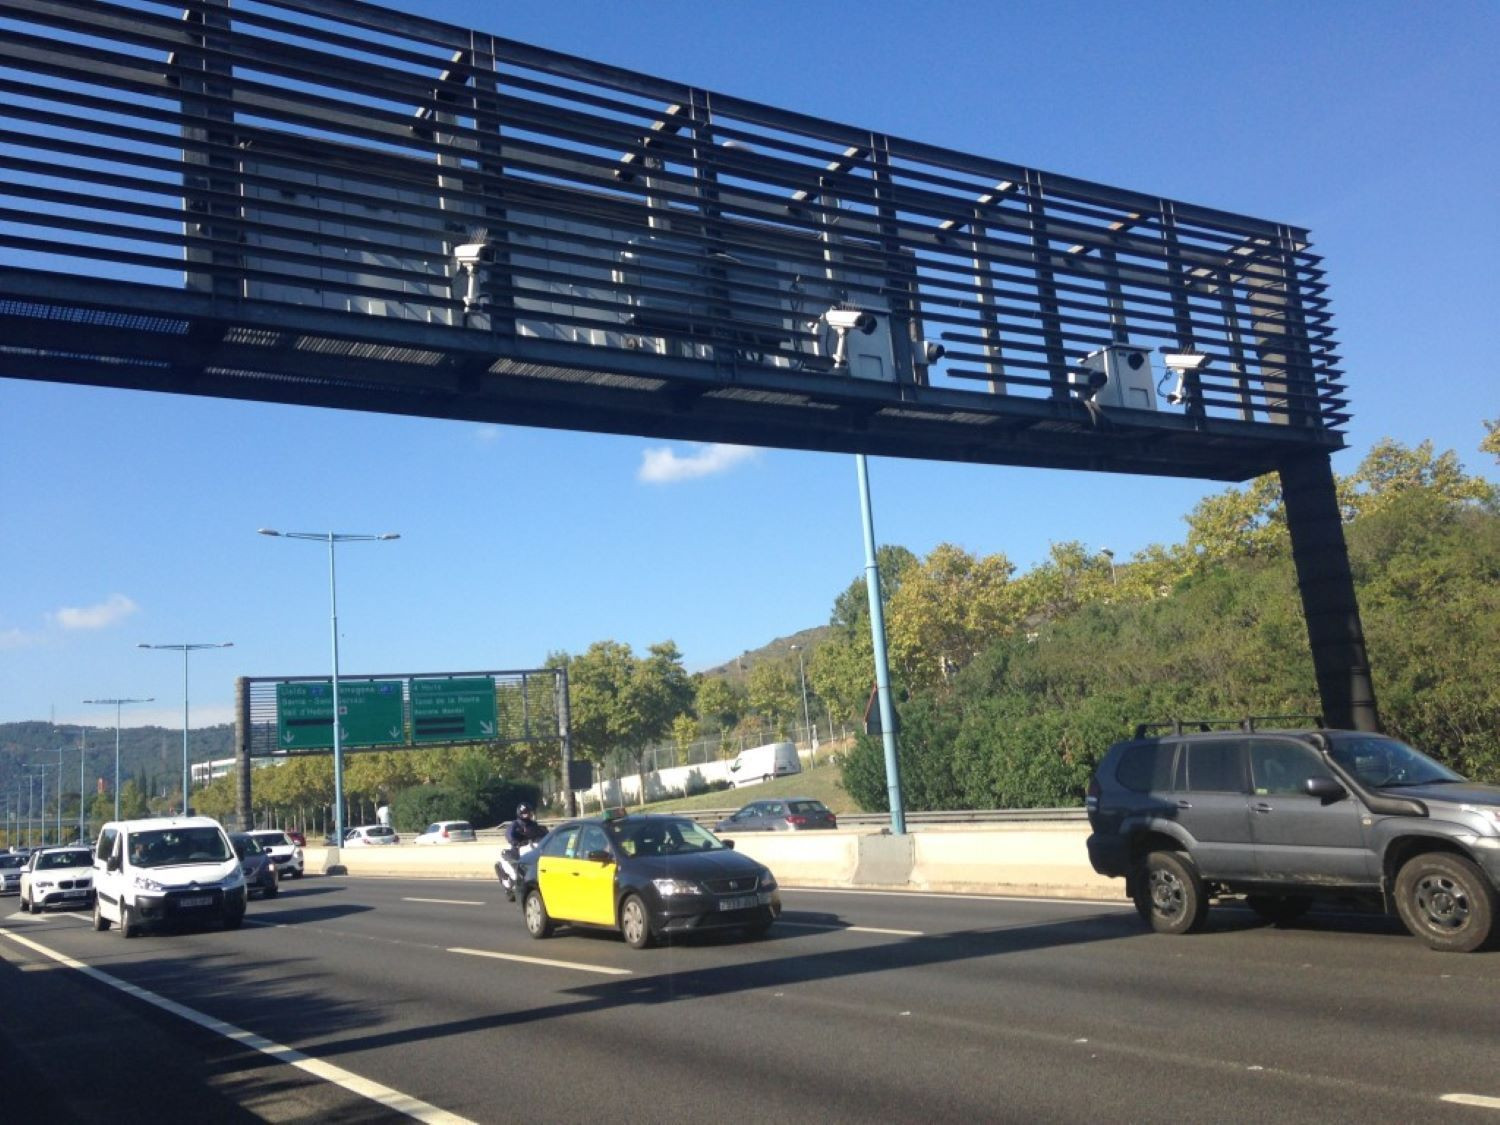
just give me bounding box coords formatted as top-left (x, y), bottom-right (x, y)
top-left (388, 726), bottom-right (401, 739)
top-left (480, 720), bottom-right (495, 735)
top-left (282, 731), bottom-right (295, 745)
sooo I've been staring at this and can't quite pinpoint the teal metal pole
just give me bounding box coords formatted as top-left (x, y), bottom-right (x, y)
top-left (856, 454), bottom-right (905, 835)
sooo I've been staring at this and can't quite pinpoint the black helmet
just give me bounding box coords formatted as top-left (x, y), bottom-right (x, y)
top-left (517, 803), bottom-right (533, 817)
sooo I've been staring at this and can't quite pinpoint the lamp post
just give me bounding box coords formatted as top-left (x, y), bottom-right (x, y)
top-left (46, 747), bottom-right (64, 842)
top-left (1101, 547), bottom-right (1117, 586)
top-left (24, 766), bottom-right (45, 846)
top-left (84, 698), bottom-right (154, 822)
top-left (137, 644), bottom-right (233, 816)
top-left (259, 528), bottom-right (400, 849)
top-left (789, 643), bottom-right (813, 750)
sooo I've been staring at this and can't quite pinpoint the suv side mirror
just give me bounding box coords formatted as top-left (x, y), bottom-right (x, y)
top-left (1304, 775), bottom-right (1346, 802)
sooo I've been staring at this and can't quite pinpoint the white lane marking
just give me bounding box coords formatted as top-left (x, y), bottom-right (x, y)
top-left (777, 921), bottom-right (924, 937)
top-left (448, 947), bottom-right (632, 976)
top-left (1443, 1094), bottom-right (1500, 1110)
top-left (781, 886), bottom-right (1132, 908)
top-left (403, 897), bottom-right (486, 906)
top-left (0, 927), bottom-right (475, 1124)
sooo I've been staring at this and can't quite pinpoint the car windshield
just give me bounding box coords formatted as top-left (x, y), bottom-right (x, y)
top-left (231, 835), bottom-right (263, 857)
top-left (253, 832), bottom-right (290, 847)
top-left (36, 850), bottom-right (91, 870)
top-left (1327, 735), bottom-right (1465, 789)
top-left (610, 818), bottom-right (726, 857)
top-left (128, 827), bottom-right (232, 867)
top-left (0, 855), bottom-right (24, 870)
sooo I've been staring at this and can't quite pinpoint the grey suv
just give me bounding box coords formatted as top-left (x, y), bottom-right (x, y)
top-left (1086, 720), bottom-right (1500, 952)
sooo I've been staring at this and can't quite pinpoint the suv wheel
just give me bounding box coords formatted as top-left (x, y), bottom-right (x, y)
top-left (1394, 853), bottom-right (1495, 953)
top-left (1134, 851), bottom-right (1209, 935)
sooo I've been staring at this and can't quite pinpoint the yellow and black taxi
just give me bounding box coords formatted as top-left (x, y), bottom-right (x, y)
top-left (517, 813), bottom-right (780, 949)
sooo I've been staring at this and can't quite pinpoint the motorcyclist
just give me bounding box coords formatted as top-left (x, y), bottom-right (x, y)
top-left (497, 803), bottom-right (548, 902)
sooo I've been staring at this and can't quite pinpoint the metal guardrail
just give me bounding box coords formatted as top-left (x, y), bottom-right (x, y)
top-left (474, 807), bottom-right (1085, 838)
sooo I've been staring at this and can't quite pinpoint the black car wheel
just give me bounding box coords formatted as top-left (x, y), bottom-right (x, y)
top-left (118, 903), bottom-right (137, 939)
top-left (1395, 852), bottom-right (1495, 953)
top-left (1133, 851), bottom-right (1209, 935)
top-left (92, 897), bottom-right (109, 931)
top-left (523, 888), bottom-right (553, 939)
top-left (1246, 895), bottom-right (1312, 926)
top-left (264, 882), bottom-right (279, 898)
top-left (619, 893), bottom-right (656, 949)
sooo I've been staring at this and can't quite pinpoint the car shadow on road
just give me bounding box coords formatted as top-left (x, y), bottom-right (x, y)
top-left (310, 907), bottom-right (1138, 1058)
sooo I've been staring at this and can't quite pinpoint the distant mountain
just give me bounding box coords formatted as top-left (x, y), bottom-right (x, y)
top-left (0, 721), bottom-right (234, 800)
top-left (698, 625), bottom-right (832, 686)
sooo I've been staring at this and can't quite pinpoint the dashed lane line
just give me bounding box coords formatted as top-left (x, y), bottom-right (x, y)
top-left (776, 921), bottom-right (924, 937)
top-left (448, 947), bottom-right (633, 975)
top-left (0, 926), bottom-right (476, 1124)
top-left (403, 897), bottom-right (486, 906)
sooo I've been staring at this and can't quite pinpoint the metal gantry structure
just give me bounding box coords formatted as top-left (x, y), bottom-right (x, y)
top-left (0, 0), bottom-right (1376, 733)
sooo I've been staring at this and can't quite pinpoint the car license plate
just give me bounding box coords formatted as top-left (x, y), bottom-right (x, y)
top-left (64, 889), bottom-right (85, 897)
top-left (179, 895), bottom-right (213, 908)
top-left (718, 894), bottom-right (762, 911)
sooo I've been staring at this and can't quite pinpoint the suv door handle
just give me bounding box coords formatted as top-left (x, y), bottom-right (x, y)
top-left (1252, 802), bottom-right (1274, 813)
top-left (1175, 799), bottom-right (1192, 809)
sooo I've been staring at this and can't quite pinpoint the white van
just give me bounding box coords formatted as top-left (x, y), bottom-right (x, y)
top-left (92, 816), bottom-right (247, 937)
top-left (728, 741), bottom-right (802, 788)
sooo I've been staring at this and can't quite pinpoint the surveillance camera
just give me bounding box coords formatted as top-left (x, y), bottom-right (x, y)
top-left (454, 242), bottom-right (491, 268)
top-left (823, 307), bottom-right (877, 335)
top-left (919, 340), bottom-right (946, 365)
top-left (1161, 351), bottom-right (1209, 374)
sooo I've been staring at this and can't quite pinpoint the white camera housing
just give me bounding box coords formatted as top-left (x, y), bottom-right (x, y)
top-left (823, 307), bottom-right (877, 334)
top-left (1162, 352), bottom-right (1209, 374)
top-left (454, 242), bottom-right (491, 268)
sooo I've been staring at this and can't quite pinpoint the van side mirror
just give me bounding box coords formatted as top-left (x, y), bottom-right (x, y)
top-left (106, 854), bottom-right (121, 872)
top-left (1304, 776), bottom-right (1346, 803)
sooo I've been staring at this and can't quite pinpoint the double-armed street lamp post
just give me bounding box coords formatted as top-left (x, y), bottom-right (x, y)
top-left (789, 643), bottom-right (814, 750)
top-left (137, 644), bottom-right (233, 815)
top-left (258, 528), bottom-right (400, 849)
top-left (84, 697), bottom-right (154, 821)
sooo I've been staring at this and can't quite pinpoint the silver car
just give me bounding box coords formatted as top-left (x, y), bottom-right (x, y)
top-left (0, 852), bottom-right (26, 895)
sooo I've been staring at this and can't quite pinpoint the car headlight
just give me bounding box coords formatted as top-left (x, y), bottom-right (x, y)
top-left (759, 871), bottom-right (778, 892)
top-left (133, 874), bottom-right (165, 893)
top-left (652, 877), bottom-right (704, 897)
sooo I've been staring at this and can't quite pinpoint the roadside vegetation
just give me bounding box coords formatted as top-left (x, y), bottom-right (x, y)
top-left (5, 432), bottom-right (1494, 842)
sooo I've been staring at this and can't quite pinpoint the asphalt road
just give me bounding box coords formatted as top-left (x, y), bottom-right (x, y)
top-left (2, 877), bottom-right (1499, 1124)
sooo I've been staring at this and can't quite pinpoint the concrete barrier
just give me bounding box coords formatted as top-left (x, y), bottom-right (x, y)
top-left (308, 824), bottom-right (1126, 902)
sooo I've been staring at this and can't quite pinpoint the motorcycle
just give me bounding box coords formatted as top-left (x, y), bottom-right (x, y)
top-left (494, 840), bottom-right (541, 903)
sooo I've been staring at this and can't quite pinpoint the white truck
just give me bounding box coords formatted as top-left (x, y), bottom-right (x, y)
top-left (728, 741), bottom-right (802, 788)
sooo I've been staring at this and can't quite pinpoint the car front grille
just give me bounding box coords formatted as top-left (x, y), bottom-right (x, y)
top-left (704, 876), bottom-right (761, 895)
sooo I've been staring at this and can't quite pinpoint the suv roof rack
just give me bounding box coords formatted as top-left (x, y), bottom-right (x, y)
top-left (1132, 714), bottom-right (1325, 739)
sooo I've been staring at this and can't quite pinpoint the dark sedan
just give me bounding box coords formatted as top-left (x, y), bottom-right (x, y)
top-left (229, 833), bottom-right (279, 899)
top-left (517, 813), bottom-right (779, 949)
top-left (715, 797), bottom-right (838, 832)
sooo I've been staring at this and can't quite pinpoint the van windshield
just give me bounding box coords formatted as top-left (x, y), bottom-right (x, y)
top-left (127, 827), bottom-right (232, 867)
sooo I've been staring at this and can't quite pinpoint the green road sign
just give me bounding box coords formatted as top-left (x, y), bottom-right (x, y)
top-left (276, 680), bottom-right (405, 750)
top-left (411, 677), bottom-right (497, 743)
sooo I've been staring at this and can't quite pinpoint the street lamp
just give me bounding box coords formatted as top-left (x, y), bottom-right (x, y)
top-left (259, 527), bottom-right (400, 849)
top-left (138, 643), bottom-right (233, 816)
top-left (24, 765), bottom-right (46, 847)
top-left (84, 697), bottom-right (154, 822)
top-left (789, 643), bottom-right (813, 751)
top-left (1101, 547), bottom-right (1117, 586)
top-left (45, 747), bottom-right (64, 842)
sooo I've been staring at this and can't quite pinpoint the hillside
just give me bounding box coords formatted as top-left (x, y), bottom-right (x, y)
top-left (697, 624), bottom-right (832, 687)
top-left (0, 721), bottom-right (234, 801)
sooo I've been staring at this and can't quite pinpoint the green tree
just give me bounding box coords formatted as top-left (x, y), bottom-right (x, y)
top-left (117, 778), bottom-right (149, 819)
top-left (886, 542), bottom-right (1019, 692)
top-left (747, 656), bottom-right (801, 734)
top-left (829, 544), bottom-right (919, 634)
top-left (694, 675), bottom-right (743, 733)
top-left (1482, 419), bottom-right (1499, 464)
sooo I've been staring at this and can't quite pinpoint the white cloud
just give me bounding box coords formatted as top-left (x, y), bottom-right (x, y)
top-left (474, 424), bottom-right (501, 444)
top-left (53, 593), bottom-right (140, 630)
top-left (0, 626), bottom-right (34, 650)
top-left (638, 443), bottom-right (758, 484)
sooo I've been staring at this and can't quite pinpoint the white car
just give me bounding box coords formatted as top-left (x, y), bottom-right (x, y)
top-left (413, 820), bottom-right (477, 845)
top-left (247, 829), bottom-right (304, 879)
top-left (0, 852), bottom-right (25, 896)
top-left (20, 846), bottom-right (95, 913)
top-left (92, 816), bottom-right (246, 937)
top-left (343, 825), bottom-right (399, 846)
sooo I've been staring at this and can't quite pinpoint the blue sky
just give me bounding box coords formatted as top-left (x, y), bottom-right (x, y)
top-left (2, 0), bottom-right (1496, 730)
